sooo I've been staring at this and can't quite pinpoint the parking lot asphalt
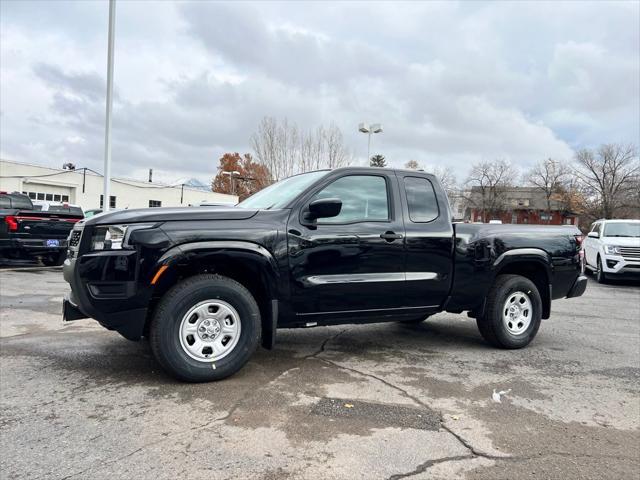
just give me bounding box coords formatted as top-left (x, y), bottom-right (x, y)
top-left (0, 266), bottom-right (639, 480)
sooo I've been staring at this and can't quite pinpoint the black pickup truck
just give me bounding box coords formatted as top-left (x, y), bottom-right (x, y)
top-left (0, 192), bottom-right (84, 265)
top-left (63, 167), bottom-right (587, 382)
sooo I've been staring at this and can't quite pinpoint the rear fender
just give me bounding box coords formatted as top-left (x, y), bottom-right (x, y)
top-left (491, 248), bottom-right (553, 319)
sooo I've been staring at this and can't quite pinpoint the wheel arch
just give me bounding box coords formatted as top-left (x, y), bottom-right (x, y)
top-left (492, 249), bottom-right (552, 320)
top-left (147, 241), bottom-right (280, 349)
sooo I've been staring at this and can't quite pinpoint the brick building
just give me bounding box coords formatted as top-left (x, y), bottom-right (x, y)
top-left (465, 186), bottom-right (579, 226)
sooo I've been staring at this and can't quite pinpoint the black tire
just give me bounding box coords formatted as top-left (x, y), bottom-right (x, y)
top-left (41, 252), bottom-right (66, 266)
top-left (596, 256), bottom-right (607, 284)
top-left (476, 274), bottom-right (542, 349)
top-left (150, 274), bottom-right (261, 382)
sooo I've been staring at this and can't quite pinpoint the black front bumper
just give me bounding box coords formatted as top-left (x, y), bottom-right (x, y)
top-left (63, 253), bottom-right (149, 341)
top-left (566, 275), bottom-right (588, 298)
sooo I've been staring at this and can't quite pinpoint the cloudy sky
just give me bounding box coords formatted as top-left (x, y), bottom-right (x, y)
top-left (1, 0), bottom-right (638, 184)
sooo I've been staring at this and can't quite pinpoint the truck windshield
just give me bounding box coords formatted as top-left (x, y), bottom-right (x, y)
top-left (603, 222), bottom-right (640, 238)
top-left (238, 170), bottom-right (329, 209)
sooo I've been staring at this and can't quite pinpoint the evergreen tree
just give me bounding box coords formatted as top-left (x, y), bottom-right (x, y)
top-left (370, 154), bottom-right (386, 168)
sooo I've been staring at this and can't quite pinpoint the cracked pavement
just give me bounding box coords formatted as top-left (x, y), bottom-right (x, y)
top-left (0, 267), bottom-right (639, 479)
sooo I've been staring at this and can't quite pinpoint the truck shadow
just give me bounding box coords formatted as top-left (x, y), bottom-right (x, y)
top-left (0, 318), bottom-right (495, 389)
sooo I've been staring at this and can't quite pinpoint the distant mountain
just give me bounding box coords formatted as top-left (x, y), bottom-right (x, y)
top-left (171, 177), bottom-right (211, 192)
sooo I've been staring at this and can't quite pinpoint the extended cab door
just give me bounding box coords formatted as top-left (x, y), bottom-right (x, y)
top-left (287, 170), bottom-right (407, 319)
top-left (396, 172), bottom-right (454, 309)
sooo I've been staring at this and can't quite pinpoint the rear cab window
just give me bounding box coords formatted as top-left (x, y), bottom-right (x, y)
top-left (403, 176), bottom-right (439, 222)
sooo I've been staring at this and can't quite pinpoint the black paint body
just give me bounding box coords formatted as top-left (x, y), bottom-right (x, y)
top-left (62, 167), bottom-right (585, 343)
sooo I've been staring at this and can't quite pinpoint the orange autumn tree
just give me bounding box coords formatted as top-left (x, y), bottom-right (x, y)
top-left (211, 153), bottom-right (272, 201)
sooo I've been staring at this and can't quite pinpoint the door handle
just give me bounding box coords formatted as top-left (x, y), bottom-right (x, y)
top-left (380, 231), bottom-right (403, 242)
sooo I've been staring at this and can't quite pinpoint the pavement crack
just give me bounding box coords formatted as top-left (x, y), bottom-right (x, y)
top-left (313, 356), bottom-right (505, 462)
top-left (316, 357), bottom-right (428, 408)
top-left (303, 328), bottom-right (348, 359)
top-left (439, 423), bottom-right (503, 459)
top-left (387, 454), bottom-right (476, 480)
top-left (55, 385), bottom-right (256, 480)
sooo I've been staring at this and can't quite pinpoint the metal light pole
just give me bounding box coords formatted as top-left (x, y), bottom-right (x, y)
top-left (102, 0), bottom-right (116, 211)
top-left (358, 123), bottom-right (383, 164)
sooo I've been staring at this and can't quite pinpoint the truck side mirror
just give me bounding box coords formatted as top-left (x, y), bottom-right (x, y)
top-left (303, 198), bottom-right (342, 224)
top-left (587, 231), bottom-right (599, 239)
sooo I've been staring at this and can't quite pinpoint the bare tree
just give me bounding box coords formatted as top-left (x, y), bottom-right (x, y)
top-left (250, 117), bottom-right (280, 181)
top-left (526, 158), bottom-right (568, 224)
top-left (251, 117), bottom-right (351, 180)
top-left (574, 143), bottom-right (639, 219)
top-left (324, 123), bottom-right (350, 169)
top-left (404, 160), bottom-right (420, 170)
top-left (465, 159), bottom-right (518, 222)
top-left (402, 160), bottom-right (457, 198)
top-left (427, 165), bottom-right (457, 199)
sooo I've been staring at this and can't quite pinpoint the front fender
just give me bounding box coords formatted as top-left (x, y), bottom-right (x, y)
top-left (154, 240), bottom-right (280, 300)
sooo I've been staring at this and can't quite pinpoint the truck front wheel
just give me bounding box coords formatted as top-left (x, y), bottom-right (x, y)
top-left (476, 274), bottom-right (542, 349)
top-left (150, 274), bottom-right (261, 382)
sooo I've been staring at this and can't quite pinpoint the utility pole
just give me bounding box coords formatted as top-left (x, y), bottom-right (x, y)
top-left (102, 0), bottom-right (116, 211)
top-left (222, 171), bottom-right (240, 195)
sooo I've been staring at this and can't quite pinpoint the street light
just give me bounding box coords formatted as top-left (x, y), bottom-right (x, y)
top-left (222, 170), bottom-right (241, 195)
top-left (102, 0), bottom-right (116, 212)
top-left (358, 122), bottom-right (383, 163)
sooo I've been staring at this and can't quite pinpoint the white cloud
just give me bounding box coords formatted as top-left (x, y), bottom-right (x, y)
top-left (1, 0), bottom-right (638, 185)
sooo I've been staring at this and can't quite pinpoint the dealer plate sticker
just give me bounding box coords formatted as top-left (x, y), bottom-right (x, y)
top-left (46, 239), bottom-right (60, 247)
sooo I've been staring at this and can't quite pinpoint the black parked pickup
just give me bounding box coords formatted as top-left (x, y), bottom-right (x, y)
top-left (63, 167), bottom-right (587, 382)
top-left (0, 192), bottom-right (84, 266)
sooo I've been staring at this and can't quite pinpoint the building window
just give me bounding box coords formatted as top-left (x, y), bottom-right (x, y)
top-left (149, 200), bottom-right (162, 208)
top-left (28, 192), bottom-right (37, 200)
top-left (45, 193), bottom-right (53, 201)
top-left (53, 194), bottom-right (61, 201)
top-left (540, 213), bottom-right (552, 221)
top-left (37, 193), bottom-right (45, 200)
top-left (62, 195), bottom-right (69, 202)
top-left (100, 195), bottom-right (117, 209)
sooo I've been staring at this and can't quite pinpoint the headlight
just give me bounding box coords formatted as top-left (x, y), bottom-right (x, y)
top-left (604, 245), bottom-right (620, 255)
top-left (90, 224), bottom-right (154, 251)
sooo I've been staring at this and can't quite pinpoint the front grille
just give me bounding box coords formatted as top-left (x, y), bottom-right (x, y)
top-left (619, 246), bottom-right (640, 260)
top-left (69, 230), bottom-right (82, 248)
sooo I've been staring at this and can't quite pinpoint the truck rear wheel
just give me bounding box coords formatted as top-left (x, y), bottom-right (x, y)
top-left (150, 274), bottom-right (261, 382)
top-left (476, 274), bottom-right (542, 349)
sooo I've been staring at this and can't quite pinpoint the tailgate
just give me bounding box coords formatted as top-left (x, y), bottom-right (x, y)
top-left (10, 212), bottom-right (82, 238)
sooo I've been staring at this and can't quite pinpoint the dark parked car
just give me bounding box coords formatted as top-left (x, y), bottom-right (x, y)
top-left (63, 167), bottom-right (587, 381)
top-left (0, 192), bottom-right (84, 265)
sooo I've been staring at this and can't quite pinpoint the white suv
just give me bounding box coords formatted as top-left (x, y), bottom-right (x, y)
top-left (583, 219), bottom-right (640, 283)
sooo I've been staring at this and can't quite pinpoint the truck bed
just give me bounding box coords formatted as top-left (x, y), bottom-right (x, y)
top-left (447, 223), bottom-right (583, 315)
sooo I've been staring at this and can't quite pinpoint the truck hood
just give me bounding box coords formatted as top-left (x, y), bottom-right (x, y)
top-left (601, 236), bottom-right (640, 247)
top-left (85, 206), bottom-right (258, 226)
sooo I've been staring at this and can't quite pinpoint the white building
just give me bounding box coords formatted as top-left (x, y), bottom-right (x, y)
top-left (0, 159), bottom-right (237, 211)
